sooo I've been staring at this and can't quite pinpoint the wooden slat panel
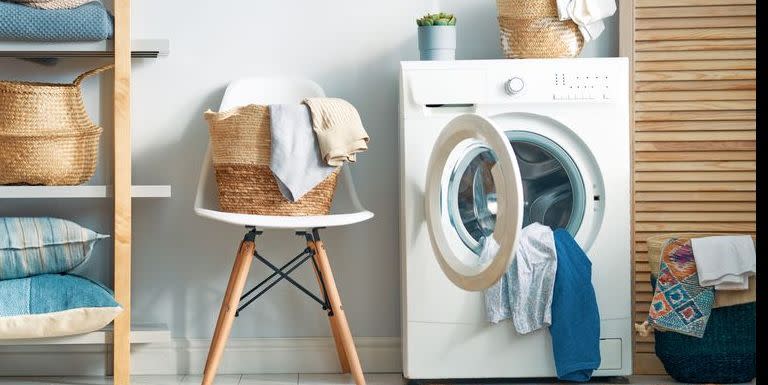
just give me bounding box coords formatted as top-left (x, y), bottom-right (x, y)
top-left (634, 161), bottom-right (755, 171)
top-left (635, 181), bottom-right (755, 191)
top-left (634, 120), bottom-right (755, 131)
top-left (636, 5), bottom-right (755, 18)
top-left (636, 39), bottom-right (755, 51)
top-left (636, 27), bottom-right (754, 41)
top-left (635, 191), bottom-right (756, 201)
top-left (634, 354), bottom-right (667, 375)
top-left (635, 232), bottom-right (756, 242)
top-left (636, 212), bottom-right (755, 222)
top-left (635, 49), bottom-right (755, 61)
top-left (635, 131), bottom-right (755, 141)
top-left (635, 222), bottom-right (755, 232)
top-left (635, 100), bottom-right (755, 111)
top-left (636, 0), bottom-right (755, 6)
top-left (635, 151), bottom-right (754, 161)
top-left (634, 141), bottom-right (754, 151)
top-left (635, 110), bottom-right (755, 121)
top-left (636, 17), bottom-right (755, 30)
top-left (636, 201), bottom-right (756, 212)
top-left (630, 1), bottom-right (755, 373)
top-left (634, 90), bottom-right (755, 101)
top-left (635, 171), bottom-right (755, 181)
top-left (635, 80), bottom-right (755, 91)
top-left (635, 70), bottom-right (755, 82)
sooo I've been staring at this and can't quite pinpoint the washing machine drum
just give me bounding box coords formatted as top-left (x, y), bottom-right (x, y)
top-left (425, 114), bottom-right (586, 291)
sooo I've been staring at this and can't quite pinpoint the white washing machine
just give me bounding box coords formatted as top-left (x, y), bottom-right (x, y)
top-left (398, 59), bottom-right (632, 380)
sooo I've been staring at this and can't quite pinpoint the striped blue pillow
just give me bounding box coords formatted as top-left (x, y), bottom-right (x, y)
top-left (0, 217), bottom-right (108, 281)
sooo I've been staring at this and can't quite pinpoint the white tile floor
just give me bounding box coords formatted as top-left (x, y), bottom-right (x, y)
top-left (0, 374), bottom-right (757, 385)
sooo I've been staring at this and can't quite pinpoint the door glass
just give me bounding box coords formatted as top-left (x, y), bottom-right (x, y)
top-left (506, 132), bottom-right (585, 235)
top-left (446, 144), bottom-right (499, 255)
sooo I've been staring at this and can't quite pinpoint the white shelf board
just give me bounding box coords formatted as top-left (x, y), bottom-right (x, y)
top-left (0, 324), bottom-right (170, 345)
top-left (0, 39), bottom-right (169, 58)
top-left (0, 185), bottom-right (171, 199)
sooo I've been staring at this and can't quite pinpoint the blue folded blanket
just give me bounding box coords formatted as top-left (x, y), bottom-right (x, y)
top-left (0, 1), bottom-right (113, 42)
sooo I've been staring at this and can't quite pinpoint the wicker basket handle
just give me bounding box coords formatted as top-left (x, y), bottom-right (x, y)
top-left (73, 64), bottom-right (115, 86)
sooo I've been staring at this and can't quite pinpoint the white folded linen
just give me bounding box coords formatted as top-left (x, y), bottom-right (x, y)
top-left (691, 235), bottom-right (756, 290)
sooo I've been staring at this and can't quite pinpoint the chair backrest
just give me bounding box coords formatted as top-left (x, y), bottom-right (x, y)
top-left (194, 78), bottom-right (367, 215)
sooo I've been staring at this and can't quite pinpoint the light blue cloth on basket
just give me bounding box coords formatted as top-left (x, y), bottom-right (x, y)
top-left (268, 104), bottom-right (338, 202)
top-left (484, 223), bottom-right (558, 334)
top-left (550, 229), bottom-right (601, 382)
top-left (0, 1), bottom-right (113, 42)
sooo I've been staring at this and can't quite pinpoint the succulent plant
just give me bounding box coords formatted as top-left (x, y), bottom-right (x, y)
top-left (417, 12), bottom-right (456, 27)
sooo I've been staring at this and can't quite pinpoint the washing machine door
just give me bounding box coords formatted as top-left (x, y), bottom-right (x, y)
top-left (425, 113), bottom-right (524, 291)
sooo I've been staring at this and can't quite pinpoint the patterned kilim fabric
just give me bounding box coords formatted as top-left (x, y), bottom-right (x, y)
top-left (647, 238), bottom-right (714, 338)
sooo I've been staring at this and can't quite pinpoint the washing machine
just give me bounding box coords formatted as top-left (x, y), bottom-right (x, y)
top-left (398, 58), bottom-right (632, 380)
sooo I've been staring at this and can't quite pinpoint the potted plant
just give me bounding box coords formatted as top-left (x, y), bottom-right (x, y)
top-left (417, 12), bottom-right (457, 61)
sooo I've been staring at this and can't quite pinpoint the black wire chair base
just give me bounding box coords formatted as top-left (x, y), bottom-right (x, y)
top-left (235, 228), bottom-right (332, 317)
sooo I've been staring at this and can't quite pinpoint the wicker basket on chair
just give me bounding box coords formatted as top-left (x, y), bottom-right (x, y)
top-left (0, 65), bottom-right (111, 186)
top-left (204, 104), bottom-right (339, 216)
top-left (496, 0), bottom-right (584, 58)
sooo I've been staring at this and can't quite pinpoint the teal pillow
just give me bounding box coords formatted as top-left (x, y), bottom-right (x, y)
top-left (0, 274), bottom-right (122, 339)
top-left (0, 217), bottom-right (108, 280)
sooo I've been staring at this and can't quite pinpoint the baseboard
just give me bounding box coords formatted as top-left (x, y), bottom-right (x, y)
top-left (0, 337), bottom-right (402, 376)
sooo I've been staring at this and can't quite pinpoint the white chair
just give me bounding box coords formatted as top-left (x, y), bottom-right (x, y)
top-left (194, 78), bottom-right (373, 385)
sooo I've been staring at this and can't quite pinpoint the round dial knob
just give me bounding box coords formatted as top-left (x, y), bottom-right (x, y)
top-left (505, 77), bottom-right (525, 96)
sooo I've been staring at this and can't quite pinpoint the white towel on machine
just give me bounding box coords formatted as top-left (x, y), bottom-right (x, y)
top-left (691, 235), bottom-right (756, 290)
top-left (555, 0), bottom-right (616, 42)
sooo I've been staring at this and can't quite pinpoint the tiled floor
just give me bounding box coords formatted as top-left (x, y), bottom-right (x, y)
top-left (0, 374), bottom-right (757, 385)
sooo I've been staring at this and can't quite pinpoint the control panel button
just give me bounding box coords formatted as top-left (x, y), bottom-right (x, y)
top-left (505, 77), bottom-right (525, 96)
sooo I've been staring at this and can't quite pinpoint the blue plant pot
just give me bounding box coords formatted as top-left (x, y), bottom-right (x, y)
top-left (418, 26), bottom-right (456, 61)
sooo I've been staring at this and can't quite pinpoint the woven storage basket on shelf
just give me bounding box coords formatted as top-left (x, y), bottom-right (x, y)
top-left (0, 65), bottom-right (111, 186)
top-left (496, 0), bottom-right (583, 58)
top-left (204, 104), bottom-right (339, 216)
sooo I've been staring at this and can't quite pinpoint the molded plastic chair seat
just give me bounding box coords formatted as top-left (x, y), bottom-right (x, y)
top-left (193, 78), bottom-right (374, 229)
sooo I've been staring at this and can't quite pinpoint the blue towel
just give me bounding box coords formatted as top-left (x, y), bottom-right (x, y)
top-left (0, 1), bottom-right (113, 42)
top-left (550, 229), bottom-right (601, 382)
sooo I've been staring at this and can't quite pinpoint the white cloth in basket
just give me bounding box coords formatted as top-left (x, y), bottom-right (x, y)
top-left (268, 104), bottom-right (338, 202)
top-left (555, 0), bottom-right (616, 42)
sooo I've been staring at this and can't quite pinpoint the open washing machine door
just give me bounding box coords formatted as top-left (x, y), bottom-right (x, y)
top-left (425, 114), bottom-right (524, 291)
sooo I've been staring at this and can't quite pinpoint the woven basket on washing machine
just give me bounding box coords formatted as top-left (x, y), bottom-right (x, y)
top-left (204, 104), bottom-right (339, 216)
top-left (496, 0), bottom-right (583, 58)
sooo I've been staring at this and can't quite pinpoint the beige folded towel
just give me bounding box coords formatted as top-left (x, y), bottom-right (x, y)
top-left (11, 0), bottom-right (93, 9)
top-left (303, 97), bottom-right (369, 167)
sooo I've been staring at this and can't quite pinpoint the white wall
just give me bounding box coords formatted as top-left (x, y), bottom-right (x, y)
top-left (0, 0), bottom-right (618, 342)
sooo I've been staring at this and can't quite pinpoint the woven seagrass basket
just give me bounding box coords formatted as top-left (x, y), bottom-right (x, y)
top-left (204, 104), bottom-right (339, 216)
top-left (496, 0), bottom-right (583, 58)
top-left (0, 65), bottom-right (111, 185)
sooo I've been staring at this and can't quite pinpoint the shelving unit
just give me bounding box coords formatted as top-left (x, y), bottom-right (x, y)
top-left (0, 185), bottom-right (171, 199)
top-left (0, 39), bottom-right (168, 58)
top-left (0, 324), bottom-right (170, 346)
top-left (0, 1), bottom-right (162, 384)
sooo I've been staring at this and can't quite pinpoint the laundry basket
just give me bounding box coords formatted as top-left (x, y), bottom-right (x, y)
top-left (647, 233), bottom-right (756, 384)
top-left (0, 65), bottom-right (110, 185)
top-left (496, 0), bottom-right (583, 58)
top-left (204, 104), bottom-right (339, 216)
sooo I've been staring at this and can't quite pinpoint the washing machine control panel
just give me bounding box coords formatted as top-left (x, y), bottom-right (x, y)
top-left (552, 72), bottom-right (612, 101)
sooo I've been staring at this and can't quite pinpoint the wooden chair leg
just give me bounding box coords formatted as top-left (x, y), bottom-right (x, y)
top-left (312, 239), bottom-right (366, 385)
top-left (308, 240), bottom-right (350, 374)
top-left (202, 238), bottom-right (255, 385)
